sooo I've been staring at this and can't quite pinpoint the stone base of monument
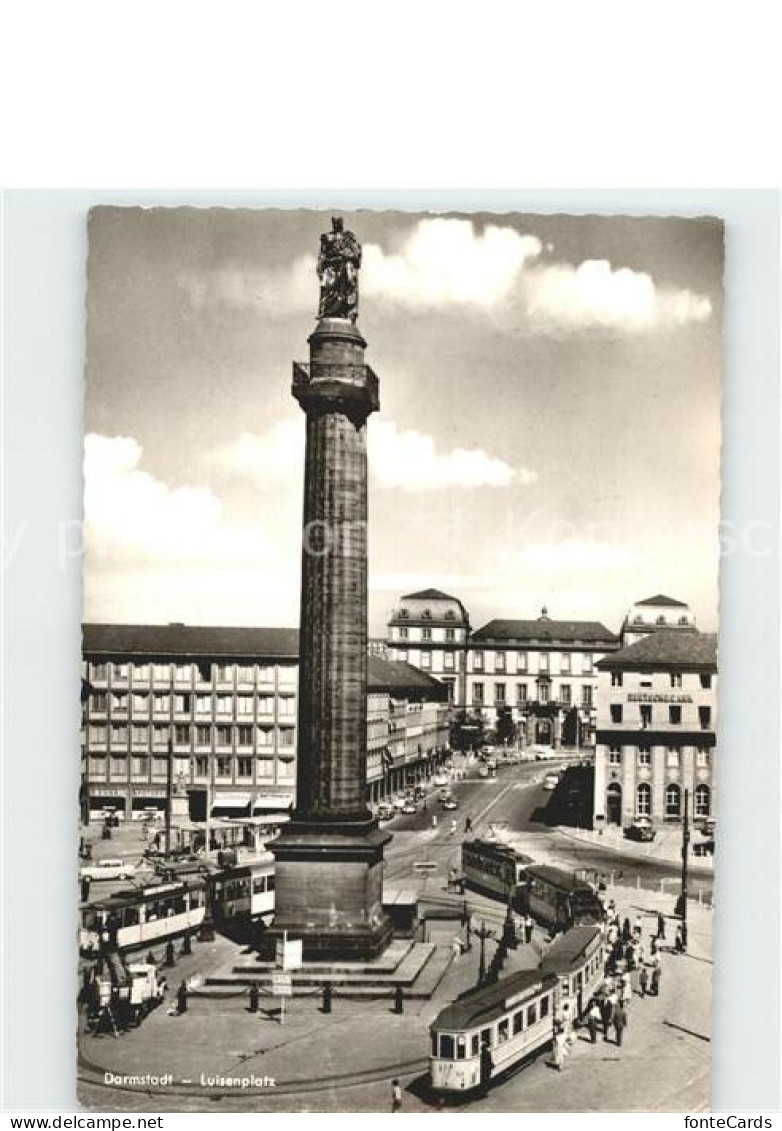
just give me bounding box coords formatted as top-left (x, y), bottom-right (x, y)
top-left (203, 936), bottom-right (455, 999)
top-left (266, 825), bottom-right (393, 962)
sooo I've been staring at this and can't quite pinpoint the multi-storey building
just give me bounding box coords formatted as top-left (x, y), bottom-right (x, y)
top-left (82, 623), bottom-right (449, 821)
top-left (465, 610), bottom-right (620, 747)
top-left (386, 588), bottom-right (470, 706)
top-left (593, 618), bottom-right (717, 829)
top-left (620, 593), bottom-right (698, 646)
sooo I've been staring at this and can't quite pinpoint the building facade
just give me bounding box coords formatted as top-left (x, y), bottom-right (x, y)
top-left (465, 611), bottom-right (620, 748)
top-left (620, 593), bottom-right (698, 646)
top-left (82, 623), bottom-right (449, 821)
top-left (593, 619), bottom-right (718, 829)
top-left (386, 588), bottom-right (470, 706)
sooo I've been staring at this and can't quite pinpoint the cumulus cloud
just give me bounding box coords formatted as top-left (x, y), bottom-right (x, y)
top-left (208, 421), bottom-right (303, 482)
top-left (516, 538), bottom-right (638, 573)
top-left (175, 217), bottom-right (711, 333)
top-left (84, 433), bottom-right (274, 565)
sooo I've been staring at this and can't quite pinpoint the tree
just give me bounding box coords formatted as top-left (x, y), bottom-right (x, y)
top-left (561, 705), bottom-right (580, 747)
top-left (496, 707), bottom-right (516, 746)
top-left (450, 709), bottom-right (484, 752)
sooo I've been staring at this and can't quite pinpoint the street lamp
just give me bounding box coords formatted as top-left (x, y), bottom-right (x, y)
top-left (474, 921), bottom-right (496, 986)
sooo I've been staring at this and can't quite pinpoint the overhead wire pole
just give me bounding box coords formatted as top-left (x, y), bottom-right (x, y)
top-left (165, 733), bottom-right (174, 859)
top-left (681, 786), bottom-right (690, 950)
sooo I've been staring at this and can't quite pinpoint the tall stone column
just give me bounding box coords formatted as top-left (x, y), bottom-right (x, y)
top-left (268, 232), bottom-right (392, 959)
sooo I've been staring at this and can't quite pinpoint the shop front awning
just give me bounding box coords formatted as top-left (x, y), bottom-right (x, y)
top-left (210, 793), bottom-right (252, 815)
top-left (252, 793), bottom-right (294, 812)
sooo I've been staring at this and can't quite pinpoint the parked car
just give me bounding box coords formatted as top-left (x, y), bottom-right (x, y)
top-left (401, 801), bottom-right (417, 815)
top-left (624, 816), bottom-right (655, 842)
top-left (542, 772), bottom-right (560, 791)
top-left (392, 795), bottom-right (407, 810)
top-left (433, 773), bottom-right (449, 787)
top-left (79, 858), bottom-right (136, 882)
top-left (376, 804), bottom-right (394, 821)
top-left (442, 798), bottom-right (459, 811)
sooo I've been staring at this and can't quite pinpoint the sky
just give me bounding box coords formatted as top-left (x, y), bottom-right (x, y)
top-left (84, 208), bottom-right (723, 637)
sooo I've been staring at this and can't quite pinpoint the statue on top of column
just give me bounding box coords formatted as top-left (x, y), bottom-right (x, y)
top-left (317, 217), bottom-right (361, 323)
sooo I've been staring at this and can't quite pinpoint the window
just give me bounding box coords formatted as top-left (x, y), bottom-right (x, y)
top-left (636, 781), bottom-right (652, 815)
top-left (175, 664), bottom-right (192, 682)
top-left (526, 1002), bottom-right (538, 1026)
top-left (277, 757), bottom-right (295, 779)
top-left (696, 746), bottom-right (710, 768)
top-left (216, 725), bottom-right (232, 746)
top-left (442, 678), bottom-right (455, 702)
top-left (132, 664), bottom-right (150, 680)
top-left (113, 663), bottom-right (130, 680)
top-left (91, 662), bottom-right (108, 681)
top-left (582, 654), bottom-right (593, 675)
top-left (277, 696), bottom-right (295, 718)
top-left (279, 727), bottom-right (295, 747)
top-left (236, 696), bottom-right (254, 716)
top-left (398, 626), bottom-right (409, 640)
top-left (669, 705), bottom-right (682, 725)
top-left (257, 727), bottom-right (274, 747)
top-left (131, 693), bottom-right (149, 713)
top-left (666, 746), bottom-right (681, 767)
top-left (439, 1035), bottom-right (455, 1059)
top-left (560, 653), bottom-right (571, 674)
top-left (152, 757), bottom-right (168, 777)
top-left (398, 650), bottom-right (408, 662)
top-left (538, 653), bottom-right (549, 673)
top-left (517, 653), bottom-right (528, 672)
top-left (216, 696), bottom-right (232, 716)
top-left (638, 746), bottom-right (651, 766)
top-left (444, 652), bottom-right (455, 672)
top-left (699, 706), bottom-right (712, 729)
top-left (174, 692), bottom-right (191, 714)
top-left (445, 628), bottom-right (455, 641)
top-left (610, 704), bottom-right (623, 724)
top-left (111, 723), bottom-right (128, 744)
top-left (258, 695), bottom-right (274, 715)
top-left (656, 615), bottom-right (666, 625)
top-left (237, 725), bottom-right (253, 747)
top-left (88, 724), bottom-right (107, 743)
top-left (640, 704), bottom-right (652, 728)
top-left (472, 682), bottom-right (484, 706)
top-left (216, 757), bottom-right (232, 777)
top-left (540, 995), bottom-right (550, 1018)
top-left (538, 682), bottom-right (549, 703)
top-left (216, 664), bottom-right (233, 682)
top-left (609, 745), bottom-right (622, 765)
top-left (497, 1017), bottom-right (509, 1043)
top-left (131, 724), bottom-right (148, 744)
top-left (582, 685), bottom-right (593, 708)
top-left (152, 724), bottom-right (168, 745)
top-left (670, 673), bottom-right (682, 688)
top-left (700, 673), bottom-right (712, 689)
top-left (153, 693), bottom-right (170, 713)
top-left (257, 757), bottom-right (274, 778)
top-left (473, 653), bottom-right (484, 673)
top-left (131, 755), bottom-right (148, 777)
top-left (237, 757), bottom-right (253, 778)
top-left (194, 756), bottom-right (209, 777)
top-left (233, 665), bottom-right (252, 683)
top-left (694, 784), bottom-right (711, 817)
top-left (195, 724), bottom-right (211, 745)
top-left (611, 672), bottom-right (623, 687)
top-left (516, 683), bottom-right (527, 705)
top-left (494, 683), bottom-right (506, 705)
top-left (88, 755), bottom-right (107, 777)
top-left (512, 1010), bottom-right (524, 1035)
top-left (152, 664), bottom-right (170, 681)
top-left (422, 627), bottom-right (432, 641)
top-left (640, 680), bottom-right (652, 688)
top-left (420, 651), bottom-right (431, 670)
top-left (665, 783), bottom-right (681, 818)
top-left (445, 609), bottom-right (455, 621)
top-left (258, 666), bottom-right (274, 683)
top-left (560, 684), bottom-right (571, 705)
top-left (495, 652), bottom-right (506, 673)
top-left (174, 724), bottom-right (190, 744)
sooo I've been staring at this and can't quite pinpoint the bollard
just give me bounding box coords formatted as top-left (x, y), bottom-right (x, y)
top-left (181, 932), bottom-right (192, 956)
top-left (164, 941), bottom-right (176, 967)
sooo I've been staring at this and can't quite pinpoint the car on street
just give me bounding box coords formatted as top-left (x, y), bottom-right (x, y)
top-left (542, 772), bottom-right (560, 791)
top-left (79, 858), bottom-right (136, 882)
top-left (478, 764), bottom-right (489, 778)
top-left (433, 772), bottom-right (449, 786)
top-left (401, 801), bottom-right (417, 814)
top-left (392, 795), bottom-right (407, 810)
top-left (624, 816), bottom-right (655, 842)
top-left (376, 804), bottom-right (394, 821)
top-left (442, 798), bottom-right (458, 811)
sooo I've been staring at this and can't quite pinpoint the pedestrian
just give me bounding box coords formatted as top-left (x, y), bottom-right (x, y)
top-left (164, 940), bottom-right (176, 967)
top-left (599, 994), bottom-right (613, 1040)
top-left (638, 967), bottom-right (649, 997)
top-left (422, 799), bottom-right (427, 813)
top-left (622, 917), bottom-right (631, 942)
top-left (650, 935), bottom-right (658, 957)
top-left (450, 819), bottom-right (458, 836)
top-left (625, 943), bottom-right (635, 970)
top-left (249, 982), bottom-right (260, 1013)
top-left (524, 915), bottom-right (534, 944)
top-left (451, 937), bottom-right (462, 962)
top-left (651, 965), bottom-right (661, 996)
top-left (465, 817), bottom-right (473, 834)
top-left (550, 1027), bottom-right (568, 1071)
top-left (394, 984), bottom-right (404, 1014)
top-left (176, 979), bottom-right (188, 1014)
top-left (607, 898), bottom-right (616, 918)
top-left (674, 926), bottom-right (684, 954)
top-left (479, 1038), bottom-right (494, 1093)
top-left (391, 1079), bottom-right (402, 1113)
top-left (322, 983), bottom-right (332, 1014)
top-left (657, 912), bottom-right (666, 939)
top-left (146, 950), bottom-right (156, 967)
top-left (613, 1002), bottom-right (627, 1046)
top-left (81, 876), bottom-right (91, 904)
top-left (587, 1000), bottom-right (601, 1044)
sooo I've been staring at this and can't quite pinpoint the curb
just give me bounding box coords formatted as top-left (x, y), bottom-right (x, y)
top-left (554, 827), bottom-right (715, 878)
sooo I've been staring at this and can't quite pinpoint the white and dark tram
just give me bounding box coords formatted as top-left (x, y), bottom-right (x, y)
top-left (430, 923), bottom-right (606, 1097)
top-left (524, 864), bottom-right (604, 932)
top-left (210, 856), bottom-right (276, 927)
top-left (461, 839), bottom-right (534, 907)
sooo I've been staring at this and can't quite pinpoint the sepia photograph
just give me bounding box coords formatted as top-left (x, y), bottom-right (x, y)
top-left (77, 206), bottom-right (723, 1112)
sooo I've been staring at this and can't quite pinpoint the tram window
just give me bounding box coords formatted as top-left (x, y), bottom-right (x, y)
top-left (512, 1010), bottom-right (524, 1035)
top-left (173, 896), bottom-right (186, 914)
top-left (253, 877), bottom-right (266, 894)
top-left (561, 978), bottom-right (570, 996)
top-left (526, 1003), bottom-right (537, 1026)
top-left (121, 907), bottom-right (140, 927)
top-left (456, 1035), bottom-right (467, 1059)
top-left (267, 875), bottom-right (275, 892)
top-left (471, 1034), bottom-right (480, 1057)
top-left (431, 1033), bottom-right (438, 1057)
top-left (497, 1018), bottom-right (509, 1044)
top-left (440, 1035), bottom-right (455, 1059)
top-left (540, 995), bottom-right (550, 1018)
top-left (480, 1027), bottom-right (492, 1048)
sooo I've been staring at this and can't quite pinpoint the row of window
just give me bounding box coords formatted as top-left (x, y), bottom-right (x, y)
top-left (89, 662), bottom-right (295, 685)
top-left (397, 608), bottom-right (458, 621)
top-left (609, 704), bottom-right (712, 728)
top-left (87, 724), bottom-right (295, 747)
top-left (611, 672), bottom-right (713, 689)
top-left (88, 691), bottom-right (295, 717)
top-left (471, 682), bottom-right (593, 707)
top-left (87, 754), bottom-right (295, 780)
top-left (607, 744), bottom-right (711, 768)
top-left (619, 781), bottom-right (711, 818)
top-left (396, 627), bottom-right (459, 642)
top-left (472, 653), bottom-right (593, 676)
top-left (432, 995), bottom-right (551, 1060)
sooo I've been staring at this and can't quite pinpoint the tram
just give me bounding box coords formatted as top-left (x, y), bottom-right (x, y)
top-left (430, 923), bottom-right (607, 1097)
top-left (524, 864), bottom-right (604, 932)
top-left (210, 856), bottom-right (276, 926)
top-left (461, 839), bottom-right (534, 907)
top-left (80, 878), bottom-right (207, 954)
